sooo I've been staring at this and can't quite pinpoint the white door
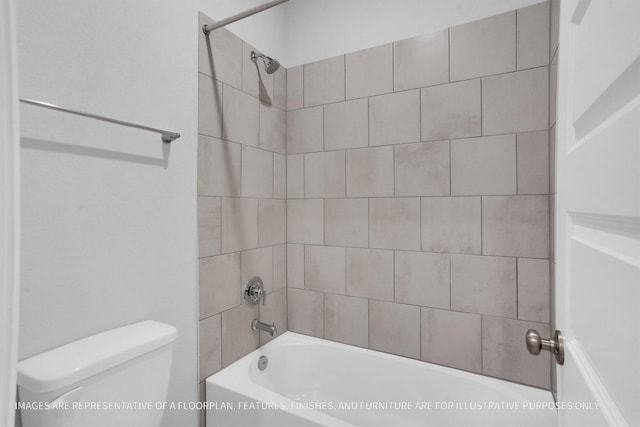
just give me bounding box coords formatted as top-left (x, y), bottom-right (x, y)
top-left (0, 0), bottom-right (20, 425)
top-left (555, 0), bottom-right (640, 426)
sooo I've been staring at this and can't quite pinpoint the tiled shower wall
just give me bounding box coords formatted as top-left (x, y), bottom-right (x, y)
top-left (285, 2), bottom-right (552, 389)
top-left (196, 11), bottom-right (288, 410)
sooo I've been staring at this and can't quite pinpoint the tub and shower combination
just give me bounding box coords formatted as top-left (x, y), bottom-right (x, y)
top-left (206, 333), bottom-right (555, 427)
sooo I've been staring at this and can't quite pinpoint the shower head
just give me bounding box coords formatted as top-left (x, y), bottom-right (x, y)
top-left (250, 50), bottom-right (280, 74)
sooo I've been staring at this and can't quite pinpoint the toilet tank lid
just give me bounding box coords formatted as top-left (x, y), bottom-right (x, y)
top-left (17, 320), bottom-right (177, 393)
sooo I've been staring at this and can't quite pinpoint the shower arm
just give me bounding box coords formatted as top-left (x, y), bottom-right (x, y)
top-left (202, 0), bottom-right (289, 35)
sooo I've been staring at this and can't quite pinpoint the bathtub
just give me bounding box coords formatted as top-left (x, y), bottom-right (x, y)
top-left (206, 332), bottom-right (556, 427)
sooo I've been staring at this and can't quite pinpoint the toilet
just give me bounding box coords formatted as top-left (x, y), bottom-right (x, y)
top-left (16, 320), bottom-right (177, 427)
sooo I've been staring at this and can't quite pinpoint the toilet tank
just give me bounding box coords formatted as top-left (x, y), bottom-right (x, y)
top-left (17, 320), bottom-right (178, 427)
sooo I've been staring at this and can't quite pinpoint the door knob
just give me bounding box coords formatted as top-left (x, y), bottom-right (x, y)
top-left (525, 329), bottom-right (565, 365)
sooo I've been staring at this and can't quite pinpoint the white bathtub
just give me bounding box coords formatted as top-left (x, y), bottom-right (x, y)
top-left (206, 332), bottom-right (556, 427)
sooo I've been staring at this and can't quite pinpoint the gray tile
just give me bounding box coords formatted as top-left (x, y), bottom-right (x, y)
top-left (347, 248), bottom-right (394, 301)
top-left (241, 146), bottom-right (273, 198)
top-left (288, 288), bottom-right (324, 338)
top-left (369, 300), bottom-right (421, 359)
top-left (482, 195), bottom-right (549, 258)
top-left (274, 154), bottom-right (286, 199)
top-left (287, 199), bottom-right (323, 244)
top-left (394, 30), bottom-right (449, 91)
top-left (198, 73), bottom-right (223, 138)
top-left (221, 198), bottom-right (258, 253)
top-left (287, 244), bottom-right (304, 289)
top-left (199, 314), bottom-right (221, 381)
top-left (258, 288), bottom-right (287, 345)
top-left (221, 304), bottom-right (259, 367)
top-left (451, 254), bottom-right (517, 318)
top-left (421, 197), bottom-right (481, 254)
top-left (222, 84), bottom-right (259, 146)
top-left (395, 141), bottom-right (450, 196)
top-left (198, 15), bottom-right (242, 89)
top-left (325, 294), bottom-right (368, 348)
top-left (516, 2), bottom-right (550, 70)
top-left (305, 245), bottom-right (346, 294)
top-left (273, 66), bottom-right (287, 110)
top-left (286, 154), bottom-right (304, 198)
top-left (346, 146), bottom-right (394, 197)
top-left (369, 90), bottom-right (421, 146)
top-left (305, 151), bottom-right (346, 198)
top-left (198, 197), bottom-right (221, 257)
top-left (346, 44), bottom-right (393, 99)
top-left (518, 258), bottom-right (550, 323)
top-left (273, 244), bottom-right (287, 292)
top-left (286, 106), bottom-right (323, 154)
top-left (517, 131), bottom-right (549, 194)
top-left (199, 253), bottom-right (241, 319)
top-left (395, 251), bottom-right (450, 309)
top-left (482, 67), bottom-right (549, 135)
top-left (482, 316), bottom-right (551, 388)
top-left (450, 134), bottom-right (517, 196)
top-left (421, 79), bottom-right (481, 141)
top-left (450, 12), bottom-right (516, 81)
top-left (259, 103), bottom-right (286, 154)
top-left (304, 55), bottom-right (345, 107)
top-left (421, 308), bottom-right (481, 373)
top-left (324, 99), bottom-right (369, 151)
top-left (286, 66), bottom-right (303, 111)
top-left (258, 199), bottom-right (286, 247)
top-left (197, 136), bottom-right (241, 197)
top-left (242, 42), bottom-right (273, 103)
top-left (370, 198), bottom-right (421, 250)
top-left (241, 247), bottom-right (273, 294)
top-left (324, 198), bottom-right (369, 248)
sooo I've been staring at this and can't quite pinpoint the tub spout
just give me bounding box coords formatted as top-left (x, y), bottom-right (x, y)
top-left (251, 319), bottom-right (277, 336)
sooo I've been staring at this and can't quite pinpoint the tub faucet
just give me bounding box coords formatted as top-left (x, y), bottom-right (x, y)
top-left (252, 319), bottom-right (277, 337)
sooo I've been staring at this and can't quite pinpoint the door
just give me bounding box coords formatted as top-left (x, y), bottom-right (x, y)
top-left (555, 0), bottom-right (640, 426)
top-left (0, 0), bottom-right (20, 425)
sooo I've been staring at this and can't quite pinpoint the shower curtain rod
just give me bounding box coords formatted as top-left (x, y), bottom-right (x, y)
top-left (202, 0), bottom-right (289, 35)
top-left (19, 98), bottom-right (181, 143)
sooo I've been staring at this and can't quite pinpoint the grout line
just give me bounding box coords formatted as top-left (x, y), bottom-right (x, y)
top-left (515, 9), bottom-right (519, 71)
top-left (322, 105), bottom-right (326, 151)
top-left (480, 196), bottom-right (484, 255)
top-left (515, 133), bottom-right (519, 194)
top-left (392, 250), bottom-right (396, 303)
top-left (391, 42), bottom-right (395, 92)
top-left (449, 254), bottom-right (452, 312)
top-left (447, 28), bottom-right (451, 83)
top-left (448, 140), bottom-right (452, 196)
top-left (367, 298), bottom-right (371, 348)
top-left (343, 54), bottom-right (347, 101)
top-left (480, 315), bottom-right (483, 372)
top-left (219, 197), bottom-right (223, 255)
top-left (366, 97), bottom-right (371, 147)
top-left (480, 78), bottom-right (483, 136)
top-left (515, 257), bottom-right (519, 319)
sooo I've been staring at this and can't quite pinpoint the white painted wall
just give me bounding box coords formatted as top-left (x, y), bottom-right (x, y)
top-left (282, 0), bottom-right (545, 66)
top-left (1, 0), bottom-right (19, 425)
top-left (16, 1), bottom-right (285, 425)
top-left (16, 2), bottom-right (199, 426)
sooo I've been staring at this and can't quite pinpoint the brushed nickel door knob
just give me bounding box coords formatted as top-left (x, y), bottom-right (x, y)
top-left (525, 329), bottom-right (565, 365)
